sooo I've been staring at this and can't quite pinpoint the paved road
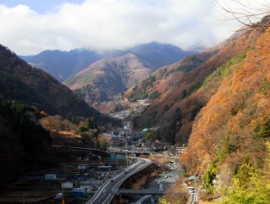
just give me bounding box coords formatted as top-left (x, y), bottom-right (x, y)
top-left (86, 158), bottom-right (152, 204)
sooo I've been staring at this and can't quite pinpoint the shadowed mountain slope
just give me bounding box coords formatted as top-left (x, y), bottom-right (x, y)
top-left (20, 49), bottom-right (105, 82)
top-left (0, 44), bottom-right (117, 125)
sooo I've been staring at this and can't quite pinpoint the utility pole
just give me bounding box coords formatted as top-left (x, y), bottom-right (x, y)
top-left (92, 161), bottom-right (93, 183)
top-left (125, 143), bottom-right (128, 168)
top-left (194, 176), bottom-right (198, 204)
top-left (23, 193), bottom-right (28, 204)
top-left (62, 184), bottom-right (65, 204)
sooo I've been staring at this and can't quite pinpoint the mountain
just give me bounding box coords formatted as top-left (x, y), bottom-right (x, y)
top-left (121, 21), bottom-right (270, 193)
top-left (125, 48), bottom-right (219, 103)
top-left (126, 30), bottom-right (254, 141)
top-left (63, 42), bottom-right (194, 106)
top-left (21, 42), bottom-right (195, 83)
top-left (128, 42), bottom-right (195, 68)
top-left (181, 28), bottom-right (265, 175)
top-left (20, 49), bottom-right (105, 82)
top-left (63, 52), bottom-right (153, 104)
top-left (0, 44), bottom-right (117, 125)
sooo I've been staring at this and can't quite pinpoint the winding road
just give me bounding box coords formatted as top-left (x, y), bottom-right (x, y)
top-left (86, 158), bottom-right (152, 204)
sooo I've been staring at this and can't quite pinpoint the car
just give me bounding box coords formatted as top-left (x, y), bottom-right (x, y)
top-left (111, 179), bottom-right (114, 183)
top-left (188, 186), bottom-right (195, 194)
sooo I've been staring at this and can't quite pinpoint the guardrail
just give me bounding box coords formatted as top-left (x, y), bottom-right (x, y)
top-left (86, 158), bottom-right (152, 204)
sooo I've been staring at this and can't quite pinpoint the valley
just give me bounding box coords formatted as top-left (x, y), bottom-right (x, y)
top-left (1, 4), bottom-right (270, 203)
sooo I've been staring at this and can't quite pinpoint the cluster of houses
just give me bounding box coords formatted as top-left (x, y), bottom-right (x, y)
top-left (109, 99), bottom-right (150, 120)
top-left (109, 122), bottom-right (139, 147)
top-left (22, 153), bottom-right (121, 201)
top-left (109, 125), bottom-right (171, 153)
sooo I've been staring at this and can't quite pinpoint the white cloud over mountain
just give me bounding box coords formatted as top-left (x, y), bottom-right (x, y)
top-left (0, 0), bottom-right (260, 55)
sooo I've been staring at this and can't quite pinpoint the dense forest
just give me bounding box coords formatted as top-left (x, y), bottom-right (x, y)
top-left (180, 20), bottom-right (270, 202)
top-left (0, 98), bottom-right (54, 188)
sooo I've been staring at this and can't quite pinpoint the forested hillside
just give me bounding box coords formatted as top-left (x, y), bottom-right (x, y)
top-left (63, 52), bottom-right (149, 104)
top-left (0, 44), bottom-right (118, 126)
top-left (63, 42), bottom-right (194, 106)
top-left (125, 17), bottom-right (270, 202)
top-left (181, 26), bottom-right (270, 195)
top-left (125, 30), bottom-right (252, 144)
top-left (0, 98), bottom-right (54, 188)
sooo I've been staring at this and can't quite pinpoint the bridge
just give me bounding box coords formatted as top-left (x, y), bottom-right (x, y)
top-left (69, 146), bottom-right (110, 155)
top-left (109, 151), bottom-right (151, 157)
top-left (69, 146), bottom-right (151, 157)
top-left (116, 189), bottom-right (187, 195)
top-left (108, 148), bottom-right (152, 157)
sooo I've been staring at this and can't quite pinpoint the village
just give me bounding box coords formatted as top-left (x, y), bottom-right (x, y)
top-left (0, 97), bottom-right (187, 204)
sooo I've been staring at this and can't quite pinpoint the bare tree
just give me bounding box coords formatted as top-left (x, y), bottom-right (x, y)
top-left (215, 0), bottom-right (270, 31)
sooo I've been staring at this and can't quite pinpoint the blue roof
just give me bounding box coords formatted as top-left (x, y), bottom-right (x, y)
top-left (98, 166), bottom-right (112, 169)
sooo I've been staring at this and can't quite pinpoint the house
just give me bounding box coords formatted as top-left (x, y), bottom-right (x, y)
top-left (137, 133), bottom-right (144, 138)
top-left (119, 130), bottom-right (125, 136)
top-left (62, 181), bottom-right (75, 190)
top-left (79, 185), bottom-right (91, 193)
top-left (111, 135), bottom-right (123, 140)
top-left (44, 174), bottom-right (57, 181)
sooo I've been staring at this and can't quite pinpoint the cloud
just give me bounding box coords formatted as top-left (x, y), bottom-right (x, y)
top-left (0, 0), bottom-right (247, 55)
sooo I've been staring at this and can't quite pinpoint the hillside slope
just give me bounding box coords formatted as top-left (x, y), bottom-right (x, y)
top-left (126, 29), bottom-right (258, 146)
top-left (62, 42), bottom-right (194, 106)
top-left (121, 26), bottom-right (270, 194)
top-left (182, 28), bottom-right (270, 178)
top-left (63, 52), bottom-right (152, 104)
top-left (0, 44), bottom-right (116, 124)
top-left (0, 98), bottom-right (54, 188)
top-left (125, 48), bottom-right (219, 103)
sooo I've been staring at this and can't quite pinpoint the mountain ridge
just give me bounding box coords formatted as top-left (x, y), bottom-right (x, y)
top-left (61, 42), bottom-right (196, 106)
top-left (20, 42), bottom-right (195, 83)
top-left (20, 49), bottom-right (105, 82)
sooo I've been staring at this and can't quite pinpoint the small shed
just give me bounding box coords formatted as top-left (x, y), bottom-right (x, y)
top-left (62, 181), bottom-right (74, 189)
top-left (71, 188), bottom-right (86, 197)
top-left (54, 193), bottom-right (64, 199)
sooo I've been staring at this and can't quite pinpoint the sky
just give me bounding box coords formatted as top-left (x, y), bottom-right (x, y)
top-left (0, 0), bottom-right (263, 55)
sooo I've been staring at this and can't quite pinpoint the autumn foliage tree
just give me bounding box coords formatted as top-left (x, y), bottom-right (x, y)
top-left (217, 142), bottom-right (270, 204)
top-left (181, 23), bottom-right (270, 199)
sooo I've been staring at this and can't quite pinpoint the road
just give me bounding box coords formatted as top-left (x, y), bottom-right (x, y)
top-left (86, 158), bottom-right (152, 204)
